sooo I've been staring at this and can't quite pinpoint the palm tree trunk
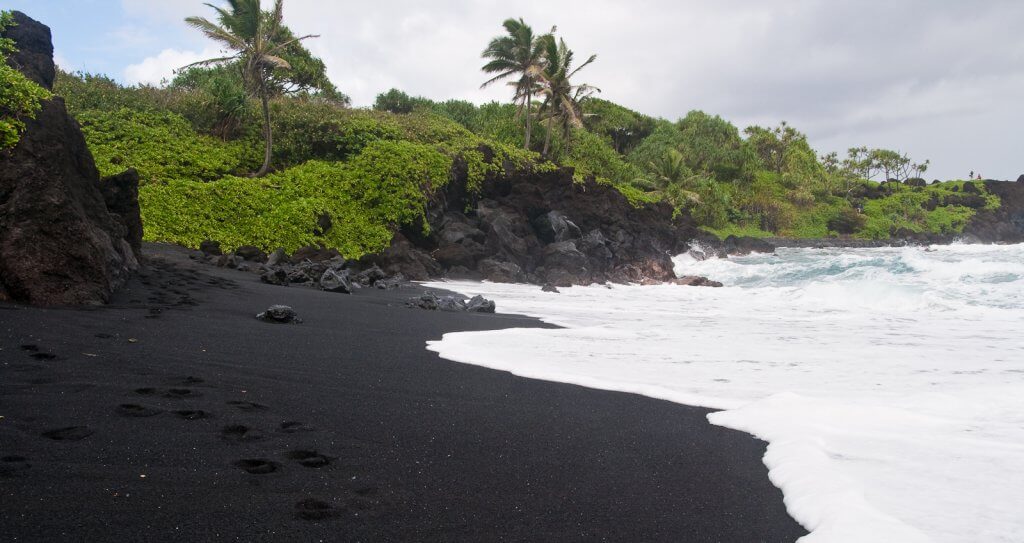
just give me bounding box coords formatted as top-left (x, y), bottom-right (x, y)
top-left (254, 88), bottom-right (273, 178)
top-left (523, 92), bottom-right (532, 150)
top-left (542, 113), bottom-right (554, 157)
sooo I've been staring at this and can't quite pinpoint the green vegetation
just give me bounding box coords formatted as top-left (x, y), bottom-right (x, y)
top-left (141, 141), bottom-right (450, 255)
top-left (41, 8), bottom-right (998, 258)
top-left (76, 108), bottom-right (256, 182)
top-left (0, 11), bottom-right (52, 150)
top-left (185, 0), bottom-right (328, 177)
top-left (480, 18), bottom-right (551, 150)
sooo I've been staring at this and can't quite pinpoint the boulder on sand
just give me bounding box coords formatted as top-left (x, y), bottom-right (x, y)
top-left (319, 269), bottom-right (353, 294)
top-left (466, 295), bottom-right (496, 313)
top-left (256, 305), bottom-right (301, 324)
top-left (406, 292), bottom-right (496, 313)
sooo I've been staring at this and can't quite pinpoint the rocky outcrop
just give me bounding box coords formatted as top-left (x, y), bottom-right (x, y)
top-left (688, 233), bottom-right (777, 258)
top-left (0, 13), bottom-right (141, 305)
top-left (1, 11), bottom-right (55, 89)
top-left (964, 181), bottom-right (1024, 244)
top-left (407, 293), bottom-right (497, 313)
top-left (369, 166), bottom-right (697, 286)
top-left (99, 168), bottom-right (143, 255)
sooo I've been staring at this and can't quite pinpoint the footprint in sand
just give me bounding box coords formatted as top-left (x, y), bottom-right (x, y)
top-left (164, 388), bottom-right (200, 399)
top-left (278, 421), bottom-right (313, 434)
top-left (135, 387), bottom-right (201, 399)
top-left (20, 346), bottom-right (58, 361)
top-left (233, 459), bottom-right (280, 474)
top-left (0, 455), bottom-right (31, 477)
top-left (116, 404), bottom-right (163, 418)
top-left (41, 426), bottom-right (94, 441)
top-left (285, 450), bottom-right (332, 468)
top-left (227, 400), bottom-right (267, 412)
top-left (221, 424), bottom-right (263, 442)
top-left (294, 498), bottom-right (342, 521)
top-left (173, 410), bottom-right (211, 421)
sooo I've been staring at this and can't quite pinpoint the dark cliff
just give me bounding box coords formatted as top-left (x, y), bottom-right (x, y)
top-left (364, 159), bottom-right (698, 286)
top-left (0, 12), bottom-right (141, 305)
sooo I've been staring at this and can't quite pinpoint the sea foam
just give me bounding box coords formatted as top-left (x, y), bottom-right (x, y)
top-left (425, 244), bottom-right (1024, 542)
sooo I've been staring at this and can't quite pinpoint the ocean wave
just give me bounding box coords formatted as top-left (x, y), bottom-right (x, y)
top-left (425, 243), bottom-right (1024, 542)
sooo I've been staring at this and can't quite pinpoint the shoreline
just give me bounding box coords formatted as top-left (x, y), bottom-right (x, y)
top-left (0, 243), bottom-right (806, 542)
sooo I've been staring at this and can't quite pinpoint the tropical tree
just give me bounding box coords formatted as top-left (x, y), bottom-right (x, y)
top-left (536, 35), bottom-right (598, 156)
top-left (184, 0), bottom-right (318, 177)
top-left (480, 18), bottom-right (551, 150)
top-left (638, 149), bottom-right (699, 202)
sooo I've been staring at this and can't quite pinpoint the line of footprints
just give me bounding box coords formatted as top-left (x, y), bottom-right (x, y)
top-left (8, 343), bottom-right (370, 522)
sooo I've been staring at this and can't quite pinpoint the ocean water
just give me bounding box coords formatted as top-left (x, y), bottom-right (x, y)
top-left (424, 244), bottom-right (1024, 543)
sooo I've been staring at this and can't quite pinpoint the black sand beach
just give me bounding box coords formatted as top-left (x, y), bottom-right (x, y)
top-left (0, 243), bottom-right (806, 542)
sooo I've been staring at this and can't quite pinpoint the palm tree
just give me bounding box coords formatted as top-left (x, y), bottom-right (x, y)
top-left (184, 0), bottom-right (317, 177)
top-left (480, 18), bottom-right (552, 150)
top-left (637, 149), bottom-right (702, 206)
top-left (536, 36), bottom-right (598, 156)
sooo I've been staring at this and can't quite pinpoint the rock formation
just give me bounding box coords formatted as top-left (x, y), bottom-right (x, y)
top-left (964, 181), bottom-right (1024, 244)
top-left (0, 12), bottom-right (140, 305)
top-left (362, 163), bottom-right (698, 286)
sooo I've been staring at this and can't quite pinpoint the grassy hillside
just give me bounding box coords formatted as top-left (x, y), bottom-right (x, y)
top-left (53, 71), bottom-right (1000, 256)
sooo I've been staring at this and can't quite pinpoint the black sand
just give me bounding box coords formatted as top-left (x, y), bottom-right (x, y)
top-left (0, 243), bottom-right (806, 542)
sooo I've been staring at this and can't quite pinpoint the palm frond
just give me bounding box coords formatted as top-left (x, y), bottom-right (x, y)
top-left (184, 16), bottom-right (246, 50)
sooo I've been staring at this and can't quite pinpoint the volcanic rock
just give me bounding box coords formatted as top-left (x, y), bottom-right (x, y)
top-left (0, 13), bottom-right (140, 305)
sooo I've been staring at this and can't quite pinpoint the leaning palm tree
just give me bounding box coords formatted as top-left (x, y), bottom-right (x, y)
top-left (480, 18), bottom-right (552, 150)
top-left (536, 36), bottom-right (598, 156)
top-left (184, 0), bottom-right (317, 177)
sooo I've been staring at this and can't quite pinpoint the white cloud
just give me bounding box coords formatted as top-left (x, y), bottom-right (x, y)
top-left (110, 0), bottom-right (1024, 180)
top-left (53, 50), bottom-right (75, 72)
top-left (123, 47), bottom-right (224, 86)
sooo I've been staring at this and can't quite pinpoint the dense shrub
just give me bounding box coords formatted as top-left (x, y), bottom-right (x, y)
top-left (270, 101), bottom-right (403, 166)
top-left (627, 120), bottom-right (685, 172)
top-left (76, 108), bottom-right (256, 183)
top-left (581, 97), bottom-right (656, 154)
top-left (373, 88), bottom-right (417, 113)
top-left (141, 140), bottom-right (453, 255)
top-left (563, 128), bottom-right (644, 186)
top-left (827, 207), bottom-right (867, 235)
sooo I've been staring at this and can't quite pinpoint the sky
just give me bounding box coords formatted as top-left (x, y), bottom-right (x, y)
top-left (6, 0), bottom-right (1023, 181)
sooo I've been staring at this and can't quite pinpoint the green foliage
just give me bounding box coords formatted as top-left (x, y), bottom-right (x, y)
top-left (267, 22), bottom-right (349, 104)
top-left (857, 181), bottom-right (997, 239)
top-left (676, 110), bottom-right (751, 182)
top-left (57, 70), bottom-right (169, 114)
top-left (843, 146), bottom-right (929, 182)
top-left (169, 64), bottom-right (255, 138)
top-left (563, 128), bottom-right (644, 185)
top-left (615, 183), bottom-right (662, 208)
top-left (480, 17), bottom-right (552, 150)
top-left (467, 101), bottom-right (523, 146)
top-left (420, 99), bottom-right (479, 128)
top-left (76, 108), bottom-right (256, 183)
top-left (270, 101), bottom-right (402, 166)
top-left (0, 11), bottom-right (53, 150)
top-left (141, 140), bottom-right (452, 255)
top-left (627, 120), bottom-right (685, 172)
top-left (784, 197), bottom-right (850, 238)
top-left (373, 88), bottom-right (418, 113)
top-left (582, 97), bottom-right (655, 154)
top-left (701, 224), bottom-right (774, 239)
